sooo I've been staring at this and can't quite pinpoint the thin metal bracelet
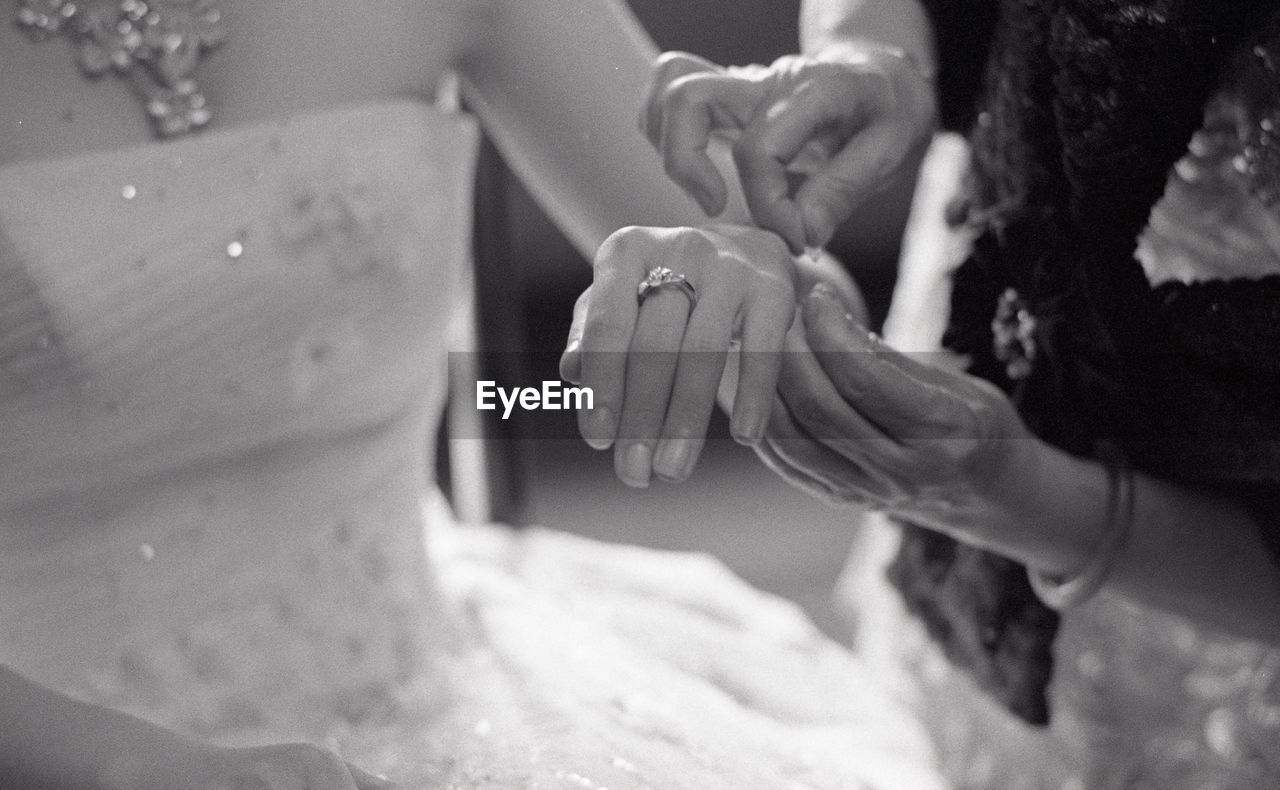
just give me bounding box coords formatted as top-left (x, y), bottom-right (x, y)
top-left (1028, 446), bottom-right (1136, 610)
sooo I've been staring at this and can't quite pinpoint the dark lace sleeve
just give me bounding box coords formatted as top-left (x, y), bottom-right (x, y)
top-left (918, 0), bottom-right (1000, 132)
top-left (1145, 275), bottom-right (1280, 567)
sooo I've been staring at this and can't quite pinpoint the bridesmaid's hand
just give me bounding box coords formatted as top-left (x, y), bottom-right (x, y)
top-left (561, 224), bottom-right (796, 487)
top-left (641, 48), bottom-right (936, 252)
top-left (764, 285), bottom-right (1038, 540)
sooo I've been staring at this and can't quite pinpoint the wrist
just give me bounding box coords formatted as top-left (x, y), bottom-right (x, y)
top-left (1002, 442), bottom-right (1111, 577)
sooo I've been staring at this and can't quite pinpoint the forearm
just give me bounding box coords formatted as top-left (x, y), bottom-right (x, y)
top-left (1004, 445), bottom-right (1280, 643)
top-left (457, 0), bottom-right (750, 260)
top-left (0, 665), bottom-right (191, 788)
top-left (1113, 473), bottom-right (1280, 642)
top-left (801, 0), bottom-right (935, 71)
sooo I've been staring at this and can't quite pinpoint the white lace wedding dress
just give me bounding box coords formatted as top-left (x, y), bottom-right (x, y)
top-left (0, 101), bottom-right (943, 789)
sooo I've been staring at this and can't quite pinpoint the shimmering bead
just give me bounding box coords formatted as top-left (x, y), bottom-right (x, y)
top-left (991, 287), bottom-right (1037, 380)
top-left (1205, 707), bottom-right (1241, 758)
top-left (15, 0), bottom-right (226, 137)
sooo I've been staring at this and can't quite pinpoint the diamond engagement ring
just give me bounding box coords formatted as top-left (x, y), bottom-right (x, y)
top-left (637, 266), bottom-right (698, 309)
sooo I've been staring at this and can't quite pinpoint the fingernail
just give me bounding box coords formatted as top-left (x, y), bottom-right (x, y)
top-left (731, 408), bottom-right (766, 446)
top-left (581, 406), bottom-right (614, 450)
top-left (803, 203), bottom-right (835, 248)
top-left (809, 282), bottom-right (836, 300)
top-left (653, 439), bottom-right (693, 482)
top-left (559, 344), bottom-right (581, 383)
top-left (804, 283), bottom-right (837, 316)
top-left (616, 442), bottom-right (653, 487)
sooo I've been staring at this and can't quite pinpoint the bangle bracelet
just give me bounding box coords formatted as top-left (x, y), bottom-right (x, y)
top-left (1028, 445), bottom-right (1136, 610)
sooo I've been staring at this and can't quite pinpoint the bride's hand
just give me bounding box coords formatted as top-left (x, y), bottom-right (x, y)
top-left (560, 224), bottom-right (796, 487)
top-left (641, 48), bottom-right (936, 252)
top-left (765, 285), bottom-right (1038, 541)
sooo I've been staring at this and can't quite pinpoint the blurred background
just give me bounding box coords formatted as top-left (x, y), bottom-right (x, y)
top-left (459, 0), bottom-right (916, 639)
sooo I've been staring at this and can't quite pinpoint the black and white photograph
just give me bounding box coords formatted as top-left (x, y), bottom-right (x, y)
top-left (1, 1), bottom-right (1279, 788)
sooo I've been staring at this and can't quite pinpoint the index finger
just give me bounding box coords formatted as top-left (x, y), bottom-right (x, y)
top-left (642, 51), bottom-right (721, 146)
top-left (733, 82), bottom-right (867, 253)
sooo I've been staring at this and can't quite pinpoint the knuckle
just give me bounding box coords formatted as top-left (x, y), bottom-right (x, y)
top-left (654, 50), bottom-right (704, 79)
top-left (582, 317), bottom-right (631, 349)
top-left (598, 224), bottom-right (645, 260)
top-left (661, 77), bottom-right (699, 111)
top-left (671, 226), bottom-right (719, 263)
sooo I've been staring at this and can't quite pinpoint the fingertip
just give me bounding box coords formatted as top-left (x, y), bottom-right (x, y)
top-left (615, 441), bottom-right (653, 488)
top-left (579, 406), bottom-right (616, 450)
top-left (652, 438), bottom-right (697, 483)
top-left (802, 201), bottom-right (836, 249)
top-left (559, 344), bottom-right (582, 384)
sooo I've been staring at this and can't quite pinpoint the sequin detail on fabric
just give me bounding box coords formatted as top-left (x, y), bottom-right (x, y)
top-left (15, 0), bottom-right (226, 137)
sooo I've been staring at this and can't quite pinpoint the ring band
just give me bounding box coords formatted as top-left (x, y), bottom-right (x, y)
top-left (637, 266), bottom-right (698, 309)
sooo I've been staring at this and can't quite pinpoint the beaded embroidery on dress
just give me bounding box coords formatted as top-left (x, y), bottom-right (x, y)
top-left (16, 0), bottom-right (225, 136)
top-left (0, 100), bottom-right (944, 788)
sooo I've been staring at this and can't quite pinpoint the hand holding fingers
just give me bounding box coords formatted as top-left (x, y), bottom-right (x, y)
top-left (759, 394), bottom-right (880, 508)
top-left (801, 285), bottom-right (988, 458)
top-left (786, 285), bottom-right (1034, 524)
top-left (743, 317), bottom-right (883, 506)
top-left (773, 312), bottom-right (904, 504)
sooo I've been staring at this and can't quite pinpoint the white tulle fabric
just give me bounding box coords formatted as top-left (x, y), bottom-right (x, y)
top-left (0, 101), bottom-right (943, 789)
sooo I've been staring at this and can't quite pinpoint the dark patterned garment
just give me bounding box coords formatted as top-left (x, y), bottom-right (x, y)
top-left (883, 1), bottom-right (1280, 787)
